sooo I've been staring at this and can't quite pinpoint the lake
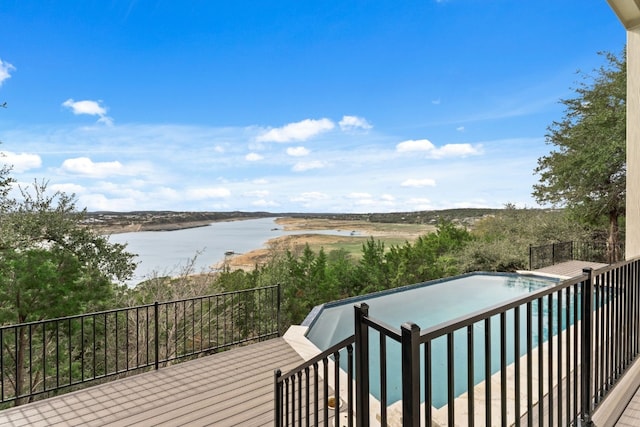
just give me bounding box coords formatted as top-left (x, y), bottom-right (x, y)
top-left (108, 217), bottom-right (359, 285)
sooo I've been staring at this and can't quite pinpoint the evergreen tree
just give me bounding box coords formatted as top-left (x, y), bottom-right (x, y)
top-left (534, 50), bottom-right (626, 261)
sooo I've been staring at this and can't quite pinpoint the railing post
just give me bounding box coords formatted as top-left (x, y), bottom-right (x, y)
top-left (581, 268), bottom-right (594, 426)
top-left (154, 301), bottom-right (159, 370)
top-left (570, 240), bottom-right (575, 261)
top-left (277, 283), bottom-right (281, 336)
top-left (274, 369), bottom-right (282, 427)
top-left (401, 322), bottom-right (420, 427)
top-left (355, 303), bottom-right (370, 427)
top-left (552, 242), bottom-right (556, 265)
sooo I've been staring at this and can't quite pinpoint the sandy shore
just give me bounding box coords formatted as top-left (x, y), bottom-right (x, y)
top-left (219, 217), bottom-right (429, 271)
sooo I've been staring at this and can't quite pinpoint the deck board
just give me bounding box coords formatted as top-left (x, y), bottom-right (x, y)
top-left (616, 385), bottom-right (640, 426)
top-left (0, 338), bottom-right (303, 426)
top-left (532, 260), bottom-right (608, 278)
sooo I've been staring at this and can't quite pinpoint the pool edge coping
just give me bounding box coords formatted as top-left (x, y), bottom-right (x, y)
top-left (301, 271), bottom-right (559, 331)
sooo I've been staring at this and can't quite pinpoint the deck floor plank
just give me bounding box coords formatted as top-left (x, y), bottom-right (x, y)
top-left (616, 385), bottom-right (640, 426)
top-left (0, 338), bottom-right (303, 427)
top-left (533, 260), bottom-right (608, 278)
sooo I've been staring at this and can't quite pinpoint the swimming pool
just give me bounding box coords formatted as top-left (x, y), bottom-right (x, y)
top-left (303, 272), bottom-right (560, 407)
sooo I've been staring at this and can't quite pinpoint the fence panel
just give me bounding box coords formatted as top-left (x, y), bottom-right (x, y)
top-left (0, 285), bottom-right (280, 406)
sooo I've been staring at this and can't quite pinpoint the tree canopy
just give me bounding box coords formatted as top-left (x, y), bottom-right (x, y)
top-left (0, 173), bottom-right (137, 325)
top-left (533, 50), bottom-right (626, 259)
top-left (0, 162), bottom-right (137, 403)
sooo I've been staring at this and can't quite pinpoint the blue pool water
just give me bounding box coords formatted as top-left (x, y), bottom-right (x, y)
top-left (304, 272), bottom-right (561, 408)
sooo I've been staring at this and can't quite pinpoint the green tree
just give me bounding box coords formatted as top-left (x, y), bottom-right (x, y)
top-left (533, 50), bottom-right (626, 261)
top-left (459, 207), bottom-right (590, 272)
top-left (355, 238), bottom-right (389, 293)
top-left (386, 220), bottom-right (470, 286)
top-left (0, 178), bottom-right (136, 403)
top-left (0, 180), bottom-right (136, 324)
top-left (324, 248), bottom-right (357, 298)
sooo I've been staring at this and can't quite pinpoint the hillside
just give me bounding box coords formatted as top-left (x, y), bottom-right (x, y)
top-left (86, 208), bottom-right (504, 234)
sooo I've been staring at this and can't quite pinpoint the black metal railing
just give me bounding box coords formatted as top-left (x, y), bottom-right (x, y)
top-left (275, 259), bottom-right (640, 426)
top-left (274, 335), bottom-right (355, 426)
top-left (1, 284), bottom-right (280, 406)
top-left (529, 241), bottom-right (625, 270)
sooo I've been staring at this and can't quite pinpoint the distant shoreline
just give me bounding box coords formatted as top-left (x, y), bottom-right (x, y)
top-left (88, 208), bottom-right (507, 237)
top-left (92, 209), bottom-right (503, 276)
top-left (94, 218), bottom-right (260, 235)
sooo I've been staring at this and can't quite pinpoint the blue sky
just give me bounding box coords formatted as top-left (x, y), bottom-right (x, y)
top-left (0, 1), bottom-right (626, 213)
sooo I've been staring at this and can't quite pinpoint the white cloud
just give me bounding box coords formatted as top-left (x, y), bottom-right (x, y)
top-left (62, 99), bottom-right (106, 116)
top-left (79, 192), bottom-right (164, 211)
top-left (339, 115), bottom-right (372, 131)
top-left (252, 199), bottom-right (279, 207)
top-left (396, 139), bottom-right (482, 158)
top-left (93, 181), bottom-right (123, 193)
top-left (292, 160), bottom-right (325, 172)
top-left (186, 187), bottom-right (231, 200)
top-left (50, 183), bottom-right (86, 194)
top-left (435, 143), bottom-right (482, 158)
top-left (432, 99), bottom-right (441, 105)
top-left (154, 187), bottom-right (181, 200)
top-left (1, 120), bottom-right (542, 212)
top-left (407, 197), bottom-right (433, 210)
top-left (0, 59), bottom-right (15, 86)
top-left (381, 194), bottom-right (395, 202)
top-left (61, 157), bottom-right (124, 177)
top-left (0, 151), bottom-right (42, 172)
top-left (401, 178), bottom-right (437, 188)
top-left (62, 99), bottom-right (113, 125)
top-left (286, 146), bottom-right (310, 157)
top-left (396, 139), bottom-right (436, 153)
top-left (83, 182), bottom-right (180, 208)
top-left (457, 126), bottom-right (465, 132)
top-left (290, 192), bottom-right (329, 203)
top-left (78, 193), bottom-right (133, 211)
top-left (256, 118), bottom-right (334, 143)
top-left (245, 152), bottom-right (264, 161)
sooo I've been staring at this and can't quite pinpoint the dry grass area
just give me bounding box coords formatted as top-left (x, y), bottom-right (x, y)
top-left (221, 217), bottom-right (435, 271)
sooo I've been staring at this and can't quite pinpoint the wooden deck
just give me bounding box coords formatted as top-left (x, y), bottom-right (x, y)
top-left (0, 338), bottom-right (303, 426)
top-left (532, 259), bottom-right (608, 279)
top-left (616, 386), bottom-right (640, 426)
